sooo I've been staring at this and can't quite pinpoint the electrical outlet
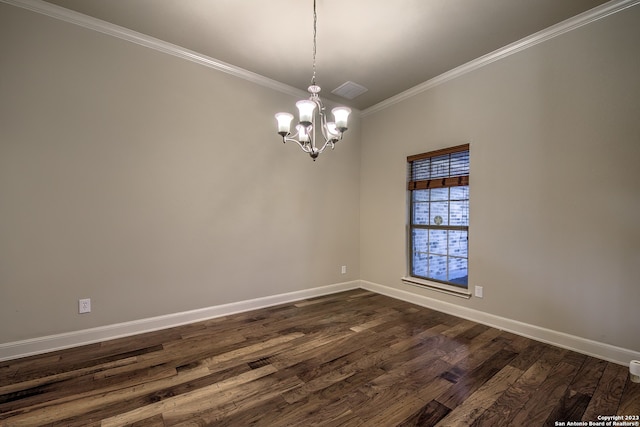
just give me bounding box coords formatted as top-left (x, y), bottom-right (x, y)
top-left (474, 286), bottom-right (483, 298)
top-left (341, 265), bottom-right (347, 274)
top-left (79, 298), bottom-right (91, 314)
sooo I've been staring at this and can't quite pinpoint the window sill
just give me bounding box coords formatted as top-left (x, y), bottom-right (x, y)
top-left (401, 277), bottom-right (472, 299)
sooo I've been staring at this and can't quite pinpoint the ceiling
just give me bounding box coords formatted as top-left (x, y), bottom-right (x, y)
top-left (42, 0), bottom-right (610, 110)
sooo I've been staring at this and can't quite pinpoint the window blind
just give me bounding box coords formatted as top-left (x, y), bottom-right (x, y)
top-left (407, 144), bottom-right (469, 190)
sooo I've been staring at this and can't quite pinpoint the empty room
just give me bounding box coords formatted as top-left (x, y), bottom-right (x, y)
top-left (1, 0), bottom-right (639, 425)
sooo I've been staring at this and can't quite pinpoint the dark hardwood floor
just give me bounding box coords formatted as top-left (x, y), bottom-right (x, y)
top-left (1, 290), bottom-right (638, 426)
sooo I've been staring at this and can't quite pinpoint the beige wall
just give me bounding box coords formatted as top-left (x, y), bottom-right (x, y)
top-left (361, 5), bottom-right (640, 351)
top-left (0, 3), bottom-right (361, 343)
top-left (2, 1), bottom-right (639, 355)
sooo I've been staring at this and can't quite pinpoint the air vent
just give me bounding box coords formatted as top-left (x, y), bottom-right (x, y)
top-left (331, 81), bottom-right (368, 100)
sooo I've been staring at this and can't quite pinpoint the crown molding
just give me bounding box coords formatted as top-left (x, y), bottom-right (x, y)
top-left (1, 0), bottom-right (635, 118)
top-left (0, 0), bottom-right (311, 101)
top-left (362, 0), bottom-right (640, 117)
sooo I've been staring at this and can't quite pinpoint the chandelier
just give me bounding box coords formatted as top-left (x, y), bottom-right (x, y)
top-left (274, 0), bottom-right (352, 161)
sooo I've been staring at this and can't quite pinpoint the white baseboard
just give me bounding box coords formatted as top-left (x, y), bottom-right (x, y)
top-left (3, 279), bottom-right (637, 366)
top-left (360, 280), bottom-right (639, 367)
top-left (0, 280), bottom-right (360, 362)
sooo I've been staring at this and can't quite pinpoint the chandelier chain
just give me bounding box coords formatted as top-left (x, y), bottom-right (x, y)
top-left (311, 0), bottom-right (317, 86)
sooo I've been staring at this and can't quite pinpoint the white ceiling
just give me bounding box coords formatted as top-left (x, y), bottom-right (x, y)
top-left (42, 0), bottom-right (611, 110)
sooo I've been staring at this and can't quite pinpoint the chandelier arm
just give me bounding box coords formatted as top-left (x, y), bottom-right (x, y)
top-left (310, 115), bottom-right (317, 154)
top-left (317, 116), bottom-right (331, 153)
top-left (282, 129), bottom-right (300, 143)
top-left (299, 142), bottom-right (312, 154)
top-left (283, 136), bottom-right (312, 153)
top-left (316, 138), bottom-right (335, 154)
top-left (317, 110), bottom-right (329, 142)
top-left (318, 109), bottom-right (341, 152)
top-left (313, 97), bottom-right (333, 146)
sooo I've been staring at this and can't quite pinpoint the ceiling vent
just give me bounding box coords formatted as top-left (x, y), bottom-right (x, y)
top-left (331, 81), bottom-right (368, 100)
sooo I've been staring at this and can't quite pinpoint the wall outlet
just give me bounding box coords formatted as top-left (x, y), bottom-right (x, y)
top-left (341, 265), bottom-right (347, 274)
top-left (79, 298), bottom-right (91, 314)
top-left (474, 286), bottom-right (483, 298)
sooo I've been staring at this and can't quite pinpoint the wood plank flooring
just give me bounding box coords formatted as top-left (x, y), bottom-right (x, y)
top-left (1, 290), bottom-right (638, 426)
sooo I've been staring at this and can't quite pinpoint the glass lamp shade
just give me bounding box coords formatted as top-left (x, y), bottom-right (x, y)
top-left (326, 122), bottom-right (340, 140)
top-left (275, 112), bottom-right (294, 136)
top-left (332, 107), bottom-right (351, 132)
top-left (297, 124), bottom-right (310, 142)
top-left (296, 100), bottom-right (316, 126)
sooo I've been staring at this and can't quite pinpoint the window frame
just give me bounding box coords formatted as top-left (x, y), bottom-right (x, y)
top-left (403, 144), bottom-right (471, 298)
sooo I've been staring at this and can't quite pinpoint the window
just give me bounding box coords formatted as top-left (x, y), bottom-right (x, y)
top-left (407, 144), bottom-right (469, 290)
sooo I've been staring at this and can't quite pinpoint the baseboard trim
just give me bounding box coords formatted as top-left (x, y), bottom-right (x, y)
top-left (3, 279), bottom-right (637, 366)
top-left (0, 280), bottom-right (360, 362)
top-left (360, 280), bottom-right (640, 367)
